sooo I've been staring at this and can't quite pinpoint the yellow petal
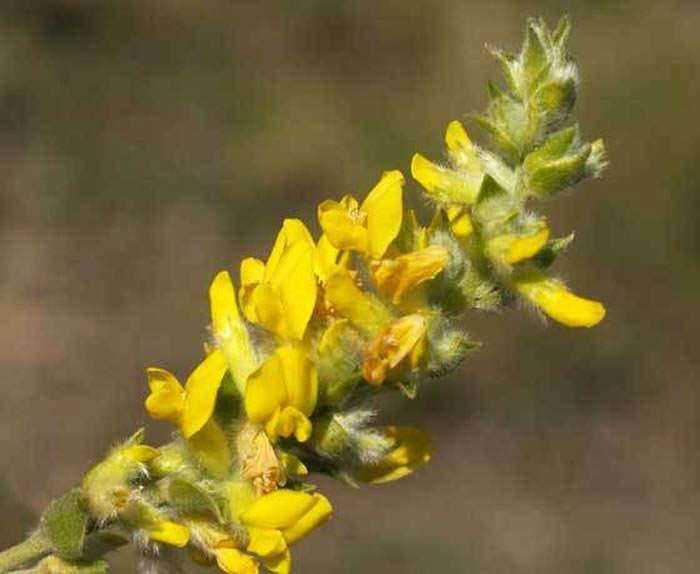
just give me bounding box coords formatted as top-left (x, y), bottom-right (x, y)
top-left (318, 197), bottom-right (368, 254)
top-left (515, 274), bottom-right (606, 328)
top-left (187, 419), bottom-right (232, 477)
top-left (147, 521), bottom-right (190, 547)
top-left (362, 314), bottom-right (426, 385)
top-left (240, 490), bottom-right (319, 531)
top-left (145, 368), bottom-right (185, 423)
top-left (361, 170), bottom-right (404, 259)
top-left (411, 153), bottom-right (480, 205)
top-left (265, 406), bottom-right (312, 443)
top-left (503, 225), bottom-right (549, 265)
top-left (277, 346), bottom-right (317, 416)
top-left (265, 219), bottom-right (315, 281)
top-left (314, 234), bottom-right (341, 282)
top-left (446, 205), bottom-right (473, 239)
top-left (353, 426), bottom-right (431, 484)
top-left (246, 527), bottom-right (287, 558)
top-left (261, 549), bottom-right (291, 574)
top-left (445, 120), bottom-right (472, 156)
top-left (371, 246), bottom-right (450, 304)
top-left (245, 353), bottom-right (287, 424)
top-left (273, 241), bottom-right (317, 341)
top-left (239, 258), bottom-right (266, 323)
top-left (182, 349), bottom-right (228, 438)
top-left (210, 271), bottom-right (257, 394)
top-left (324, 270), bottom-right (392, 336)
top-left (215, 548), bottom-right (260, 574)
top-left (445, 120), bottom-right (481, 172)
top-left (281, 493), bottom-right (332, 545)
top-left (251, 283), bottom-right (287, 337)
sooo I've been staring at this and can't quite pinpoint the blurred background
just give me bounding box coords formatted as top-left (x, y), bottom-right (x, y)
top-left (0, 1), bottom-right (698, 572)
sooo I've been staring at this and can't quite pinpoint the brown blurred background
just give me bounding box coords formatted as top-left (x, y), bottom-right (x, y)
top-left (0, 1), bottom-right (698, 572)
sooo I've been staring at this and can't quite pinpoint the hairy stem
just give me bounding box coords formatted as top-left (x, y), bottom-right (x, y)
top-left (0, 534), bottom-right (51, 574)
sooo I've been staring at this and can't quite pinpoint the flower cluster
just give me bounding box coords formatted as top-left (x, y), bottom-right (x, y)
top-left (0, 17), bottom-right (607, 574)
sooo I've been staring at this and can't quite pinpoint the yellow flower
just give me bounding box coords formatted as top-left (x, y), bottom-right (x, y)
top-left (215, 548), bottom-right (260, 574)
top-left (318, 170), bottom-right (404, 259)
top-left (514, 272), bottom-right (606, 328)
top-left (314, 233), bottom-right (350, 283)
top-left (239, 219), bottom-right (317, 341)
top-left (145, 352), bottom-right (232, 475)
top-left (412, 120), bottom-right (483, 205)
top-left (146, 520), bottom-right (190, 547)
top-left (362, 314), bottom-right (427, 385)
top-left (370, 245), bottom-right (450, 305)
top-left (323, 270), bottom-right (393, 336)
top-left (351, 426), bottom-right (431, 484)
top-left (210, 270), bottom-right (258, 395)
top-left (239, 489), bottom-right (333, 574)
top-left (245, 346), bottom-right (318, 442)
top-left (186, 520), bottom-right (260, 574)
top-left (145, 350), bottom-right (228, 439)
top-left (445, 205), bottom-right (473, 240)
top-left (487, 223), bottom-right (550, 266)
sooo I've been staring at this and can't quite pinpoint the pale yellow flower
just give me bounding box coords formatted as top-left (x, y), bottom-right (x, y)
top-left (239, 219), bottom-right (317, 342)
top-left (245, 346), bottom-right (318, 442)
top-left (318, 170), bottom-right (404, 260)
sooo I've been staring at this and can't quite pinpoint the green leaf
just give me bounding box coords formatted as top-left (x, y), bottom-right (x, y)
top-left (472, 114), bottom-right (520, 163)
top-left (526, 144), bottom-right (591, 197)
top-left (42, 490), bottom-right (90, 561)
top-left (552, 15), bottom-right (572, 48)
top-left (523, 20), bottom-right (548, 86)
top-left (168, 478), bottom-right (224, 523)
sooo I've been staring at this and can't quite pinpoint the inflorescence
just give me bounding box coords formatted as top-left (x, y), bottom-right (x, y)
top-left (0, 17), bottom-right (606, 574)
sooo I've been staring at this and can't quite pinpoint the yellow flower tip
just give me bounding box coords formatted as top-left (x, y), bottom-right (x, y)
top-left (281, 493), bottom-right (333, 545)
top-left (261, 548), bottom-right (291, 574)
top-left (240, 490), bottom-right (332, 544)
top-left (245, 347), bottom-right (318, 443)
top-left (266, 406), bottom-right (313, 443)
top-left (246, 527), bottom-right (287, 559)
top-left (215, 548), bottom-right (260, 574)
top-left (410, 153), bottom-right (441, 194)
top-left (144, 368), bottom-right (185, 423)
top-left (318, 196), bottom-right (369, 254)
top-left (362, 314), bottom-right (427, 385)
top-left (209, 270), bottom-right (241, 336)
top-left (242, 220), bottom-right (317, 341)
top-left (446, 205), bottom-right (473, 239)
top-left (181, 349), bottom-right (228, 439)
top-left (445, 120), bottom-right (471, 154)
top-left (354, 426), bottom-right (432, 484)
top-left (147, 521), bottom-right (190, 547)
top-left (371, 245), bottom-right (450, 304)
top-left (362, 170), bottom-right (404, 259)
top-left (515, 275), bottom-right (606, 328)
top-left (503, 226), bottom-right (550, 264)
top-left (323, 270), bottom-right (393, 335)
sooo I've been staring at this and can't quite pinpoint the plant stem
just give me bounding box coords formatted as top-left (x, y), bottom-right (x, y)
top-left (0, 534), bottom-right (51, 574)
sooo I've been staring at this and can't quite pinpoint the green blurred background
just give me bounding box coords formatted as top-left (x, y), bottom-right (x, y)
top-left (0, 1), bottom-right (698, 572)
